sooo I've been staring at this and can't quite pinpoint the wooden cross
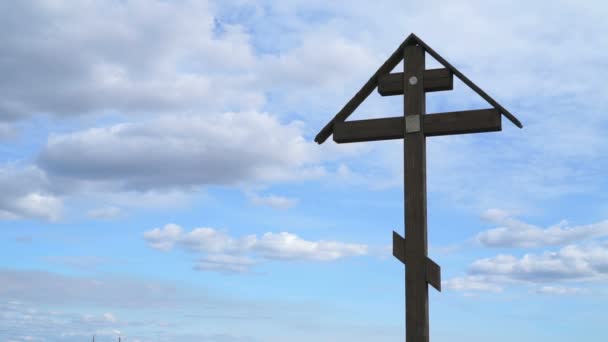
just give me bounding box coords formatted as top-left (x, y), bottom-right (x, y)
top-left (314, 33), bottom-right (523, 342)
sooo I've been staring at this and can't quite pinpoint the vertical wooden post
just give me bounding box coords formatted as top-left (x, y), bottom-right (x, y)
top-left (404, 43), bottom-right (428, 342)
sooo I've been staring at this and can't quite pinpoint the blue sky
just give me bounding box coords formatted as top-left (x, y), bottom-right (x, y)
top-left (1, 0), bottom-right (608, 341)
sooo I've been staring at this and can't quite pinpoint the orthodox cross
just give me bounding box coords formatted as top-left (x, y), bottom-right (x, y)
top-left (314, 33), bottom-right (523, 342)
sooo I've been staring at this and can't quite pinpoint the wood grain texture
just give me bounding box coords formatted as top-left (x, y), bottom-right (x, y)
top-left (403, 43), bottom-right (430, 342)
top-left (423, 108), bottom-right (501, 137)
top-left (394, 230), bottom-right (441, 293)
top-left (313, 34), bottom-right (522, 342)
top-left (333, 117), bottom-right (404, 143)
top-left (331, 109), bottom-right (500, 144)
top-left (378, 68), bottom-right (453, 96)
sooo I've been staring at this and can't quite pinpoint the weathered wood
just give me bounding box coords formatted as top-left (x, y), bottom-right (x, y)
top-left (333, 117), bottom-right (403, 143)
top-left (314, 34), bottom-right (417, 145)
top-left (314, 34), bottom-right (524, 342)
top-left (410, 33), bottom-right (523, 129)
top-left (423, 108), bottom-right (501, 137)
top-left (426, 258), bottom-right (441, 292)
top-left (423, 68), bottom-right (454, 92)
top-left (393, 231), bottom-right (407, 264)
top-left (394, 231), bottom-right (441, 292)
top-left (316, 33), bottom-right (522, 146)
top-left (378, 68), bottom-right (453, 96)
top-left (403, 43), bottom-right (429, 342)
top-left (333, 109), bottom-right (499, 143)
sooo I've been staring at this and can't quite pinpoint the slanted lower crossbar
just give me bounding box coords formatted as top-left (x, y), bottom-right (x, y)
top-left (393, 231), bottom-right (441, 292)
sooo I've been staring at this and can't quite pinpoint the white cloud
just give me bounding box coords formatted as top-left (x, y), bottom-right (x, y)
top-left (475, 209), bottom-right (608, 248)
top-left (245, 191), bottom-right (298, 209)
top-left (0, 165), bottom-right (62, 221)
top-left (143, 224), bottom-right (183, 251)
top-left (468, 243), bottom-right (608, 283)
top-left (37, 112), bottom-right (331, 191)
top-left (6, 0), bottom-right (605, 221)
top-left (180, 227), bottom-right (242, 254)
top-left (0, 0), bottom-right (262, 121)
top-left (444, 238), bottom-right (608, 294)
top-left (254, 232), bottom-right (368, 261)
top-left (442, 275), bottom-right (504, 293)
top-left (479, 208), bottom-right (510, 223)
top-left (279, 0), bottom-right (608, 214)
top-left (0, 1), bottom-right (377, 125)
top-left (258, 31), bottom-right (377, 89)
top-left (10, 193), bottom-right (62, 222)
top-left (143, 224), bottom-right (368, 273)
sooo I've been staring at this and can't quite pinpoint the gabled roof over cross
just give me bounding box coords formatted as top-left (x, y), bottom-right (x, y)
top-left (314, 33), bottom-right (523, 145)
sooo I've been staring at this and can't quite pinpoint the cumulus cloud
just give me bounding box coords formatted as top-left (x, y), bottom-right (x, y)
top-left (0, 164), bottom-right (62, 221)
top-left (6, 0), bottom-right (603, 218)
top-left (180, 227), bottom-right (250, 254)
top-left (37, 112), bottom-right (329, 191)
top-left (0, 1), bottom-right (381, 124)
top-left (143, 223), bottom-right (184, 251)
top-left (0, 0), bottom-right (263, 121)
top-left (2, 0), bottom-right (608, 221)
top-left (475, 209), bottom-right (608, 248)
top-left (257, 30), bottom-right (377, 89)
top-left (468, 243), bottom-right (608, 283)
top-left (442, 275), bottom-right (504, 293)
top-left (254, 232), bottom-right (368, 261)
top-left (144, 224), bottom-right (368, 273)
top-left (479, 208), bottom-right (511, 223)
top-left (444, 238), bottom-right (608, 294)
top-left (6, 193), bottom-right (62, 221)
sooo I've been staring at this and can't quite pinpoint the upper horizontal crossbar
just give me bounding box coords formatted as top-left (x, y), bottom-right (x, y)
top-left (378, 68), bottom-right (453, 96)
